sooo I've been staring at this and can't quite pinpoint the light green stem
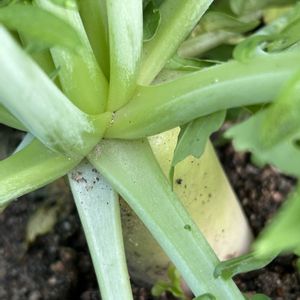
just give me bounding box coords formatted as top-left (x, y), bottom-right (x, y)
top-left (68, 161), bottom-right (133, 300)
top-left (88, 139), bottom-right (244, 299)
top-left (0, 139), bottom-right (79, 207)
top-left (106, 51), bottom-right (300, 139)
top-left (106, 0), bottom-right (143, 111)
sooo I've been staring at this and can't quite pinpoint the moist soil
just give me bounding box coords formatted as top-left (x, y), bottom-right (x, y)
top-left (0, 125), bottom-right (299, 300)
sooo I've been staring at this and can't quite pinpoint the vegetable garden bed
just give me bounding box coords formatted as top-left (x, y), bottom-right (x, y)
top-left (0, 125), bottom-right (298, 300)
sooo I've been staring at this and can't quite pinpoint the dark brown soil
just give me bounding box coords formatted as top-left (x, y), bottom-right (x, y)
top-left (217, 143), bottom-right (300, 300)
top-left (0, 124), bottom-right (300, 300)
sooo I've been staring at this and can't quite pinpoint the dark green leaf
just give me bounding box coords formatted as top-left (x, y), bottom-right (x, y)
top-left (0, 4), bottom-right (82, 50)
top-left (172, 111), bottom-right (226, 167)
top-left (169, 111), bottom-right (225, 186)
top-left (143, 1), bottom-right (161, 41)
top-left (214, 252), bottom-right (277, 279)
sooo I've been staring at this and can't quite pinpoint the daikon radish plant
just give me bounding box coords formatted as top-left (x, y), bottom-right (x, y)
top-left (1, 0), bottom-right (300, 299)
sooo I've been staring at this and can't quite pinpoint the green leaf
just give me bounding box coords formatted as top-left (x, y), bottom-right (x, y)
top-left (169, 111), bottom-right (225, 184)
top-left (143, 1), bottom-right (161, 41)
top-left (233, 35), bottom-right (275, 62)
top-left (260, 70), bottom-right (300, 149)
top-left (106, 51), bottom-right (300, 139)
top-left (88, 139), bottom-right (243, 299)
top-left (68, 161), bottom-right (133, 300)
top-left (106, 0), bottom-right (143, 111)
top-left (79, 0), bottom-right (109, 78)
top-left (226, 70), bottom-right (300, 176)
top-left (0, 139), bottom-right (79, 207)
top-left (202, 12), bottom-right (259, 33)
top-left (138, 0), bottom-right (214, 84)
top-left (255, 185), bottom-right (300, 257)
top-left (0, 3), bottom-right (82, 50)
top-left (37, 0), bottom-right (108, 114)
top-left (268, 18), bottom-right (300, 51)
top-left (0, 27), bottom-right (111, 158)
top-left (226, 110), bottom-right (300, 177)
top-left (172, 111), bottom-right (226, 166)
top-left (214, 252), bottom-right (277, 280)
